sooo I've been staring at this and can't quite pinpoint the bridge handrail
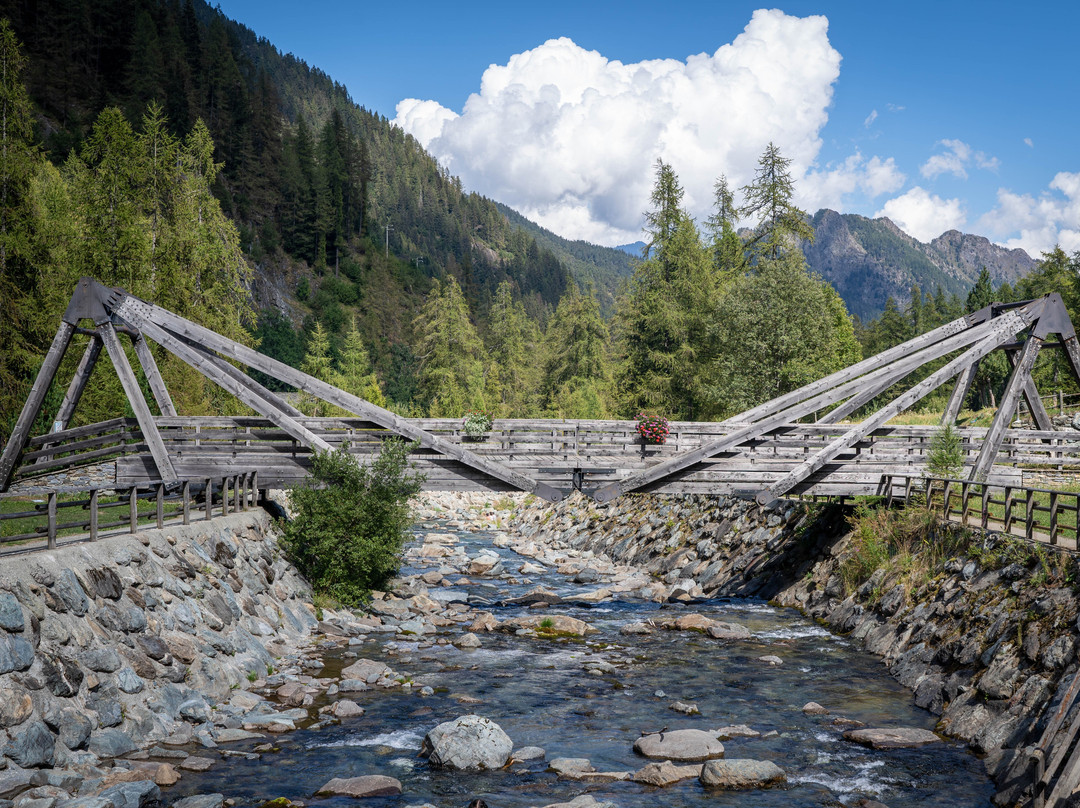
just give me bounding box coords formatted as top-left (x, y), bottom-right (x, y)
top-left (881, 473), bottom-right (1080, 550)
top-left (0, 471), bottom-right (260, 553)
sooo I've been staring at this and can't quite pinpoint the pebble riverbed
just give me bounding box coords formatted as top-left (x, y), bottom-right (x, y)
top-left (162, 495), bottom-right (996, 808)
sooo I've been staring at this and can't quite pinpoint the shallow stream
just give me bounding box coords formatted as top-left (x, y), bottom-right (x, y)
top-left (172, 520), bottom-right (995, 808)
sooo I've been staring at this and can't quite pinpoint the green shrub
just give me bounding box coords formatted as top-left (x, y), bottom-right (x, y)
top-left (926, 423), bottom-right (965, 479)
top-left (282, 440), bottom-right (424, 606)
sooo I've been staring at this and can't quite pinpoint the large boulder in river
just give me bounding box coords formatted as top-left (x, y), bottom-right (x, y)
top-left (497, 614), bottom-right (594, 636)
top-left (421, 715), bottom-right (513, 770)
top-left (633, 729), bottom-right (725, 762)
top-left (700, 759), bottom-right (786, 789)
top-left (843, 727), bottom-right (941, 749)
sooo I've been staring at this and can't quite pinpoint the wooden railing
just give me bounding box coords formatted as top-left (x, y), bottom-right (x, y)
top-left (881, 474), bottom-right (1080, 550)
top-left (17, 417), bottom-right (144, 478)
top-left (0, 471), bottom-right (259, 553)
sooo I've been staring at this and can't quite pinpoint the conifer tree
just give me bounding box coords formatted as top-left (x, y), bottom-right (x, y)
top-left (704, 174), bottom-right (745, 276)
top-left (741, 142), bottom-right (814, 260)
top-left (541, 283), bottom-right (611, 418)
top-left (335, 316), bottom-right (385, 407)
top-left (966, 267), bottom-right (994, 313)
top-left (299, 320), bottom-right (333, 416)
top-left (484, 281), bottom-right (540, 417)
top-left (414, 276), bottom-right (485, 417)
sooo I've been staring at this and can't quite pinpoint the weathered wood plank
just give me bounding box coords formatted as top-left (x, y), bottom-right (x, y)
top-left (113, 293), bottom-right (564, 502)
top-left (131, 333), bottom-right (177, 417)
top-left (0, 321), bottom-right (76, 491)
top-left (971, 334), bottom-right (1044, 481)
top-left (52, 335), bottom-right (103, 434)
top-left (759, 309), bottom-right (1034, 503)
top-left (100, 322), bottom-right (177, 482)
top-left (115, 306), bottom-right (335, 454)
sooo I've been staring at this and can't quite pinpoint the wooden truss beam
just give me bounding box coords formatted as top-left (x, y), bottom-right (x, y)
top-left (941, 359), bottom-right (979, 426)
top-left (131, 333), bottom-right (177, 417)
top-left (970, 334), bottom-right (1044, 481)
top-left (0, 321), bottom-right (76, 491)
top-left (99, 321), bottom-right (177, 482)
top-left (54, 334), bottom-right (102, 432)
top-left (111, 309), bottom-right (334, 454)
top-left (1005, 347), bottom-right (1054, 431)
top-left (105, 287), bottom-right (564, 501)
top-left (758, 308), bottom-right (1034, 503)
top-left (593, 307), bottom-right (1025, 503)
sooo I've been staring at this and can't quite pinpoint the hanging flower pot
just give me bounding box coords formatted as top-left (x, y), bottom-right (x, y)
top-left (636, 413), bottom-right (669, 445)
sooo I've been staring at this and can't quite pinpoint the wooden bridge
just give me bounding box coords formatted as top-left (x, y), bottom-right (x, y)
top-left (4, 278), bottom-right (1080, 503)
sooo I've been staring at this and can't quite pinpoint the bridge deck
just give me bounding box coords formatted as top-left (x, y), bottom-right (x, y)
top-left (17, 415), bottom-right (1061, 497)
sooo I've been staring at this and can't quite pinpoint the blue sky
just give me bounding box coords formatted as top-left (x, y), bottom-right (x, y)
top-left (215, 1), bottom-right (1080, 255)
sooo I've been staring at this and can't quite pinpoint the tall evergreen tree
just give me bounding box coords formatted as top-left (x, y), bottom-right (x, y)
top-left (414, 276), bottom-right (485, 417)
top-left (541, 283), bottom-right (611, 418)
top-left (704, 174), bottom-right (744, 276)
top-left (335, 316), bottom-right (385, 407)
top-left (741, 142), bottom-right (814, 260)
top-left (484, 281), bottom-right (541, 417)
top-left (966, 267), bottom-right (994, 313)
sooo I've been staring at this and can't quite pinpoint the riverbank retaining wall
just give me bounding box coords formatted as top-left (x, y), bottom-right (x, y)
top-left (0, 511), bottom-right (316, 791)
top-left (512, 492), bottom-right (1080, 807)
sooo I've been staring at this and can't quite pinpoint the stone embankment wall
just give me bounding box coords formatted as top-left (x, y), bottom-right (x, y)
top-left (513, 492), bottom-right (1080, 806)
top-left (0, 511), bottom-right (317, 797)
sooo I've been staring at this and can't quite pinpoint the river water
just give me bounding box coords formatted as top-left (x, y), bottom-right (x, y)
top-left (171, 518), bottom-right (995, 808)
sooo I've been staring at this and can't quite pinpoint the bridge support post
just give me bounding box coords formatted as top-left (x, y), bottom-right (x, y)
top-left (970, 334), bottom-right (1043, 481)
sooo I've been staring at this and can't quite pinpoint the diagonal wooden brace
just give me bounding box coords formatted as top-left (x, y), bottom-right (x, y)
top-left (758, 309), bottom-right (1034, 503)
top-left (107, 291), bottom-right (565, 502)
top-left (970, 334), bottom-right (1044, 481)
top-left (100, 321), bottom-right (177, 482)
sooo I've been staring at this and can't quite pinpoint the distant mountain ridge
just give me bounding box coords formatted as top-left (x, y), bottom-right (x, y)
top-left (801, 209), bottom-right (1037, 321)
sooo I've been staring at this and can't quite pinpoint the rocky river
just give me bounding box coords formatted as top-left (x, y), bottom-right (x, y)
top-left (150, 493), bottom-right (995, 808)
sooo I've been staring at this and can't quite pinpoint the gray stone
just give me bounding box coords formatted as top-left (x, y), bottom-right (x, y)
top-left (0, 636), bottom-right (35, 675)
top-left (0, 769), bottom-right (35, 799)
top-left (633, 729), bottom-right (724, 762)
top-left (94, 604), bottom-right (146, 635)
top-left (39, 654), bottom-right (82, 698)
top-left (328, 700), bottom-right (364, 718)
top-left (43, 707), bottom-right (93, 751)
top-left (340, 659), bottom-right (390, 683)
top-left (633, 760), bottom-right (703, 786)
top-left (30, 773), bottom-right (82, 793)
top-left (79, 650), bottom-right (121, 674)
top-left (0, 594), bottom-right (24, 632)
top-left (512, 746), bottom-right (545, 761)
top-left (314, 777), bottom-right (402, 798)
top-left (706, 622), bottom-right (751, 640)
top-left (5, 722), bottom-right (55, 768)
top-left (700, 759), bottom-right (786, 789)
top-left (51, 572), bottom-right (89, 616)
top-left (115, 669), bottom-right (144, 695)
top-left (843, 727), bottom-right (941, 749)
top-left (136, 637), bottom-right (168, 662)
top-left (85, 569), bottom-right (123, 601)
top-left (539, 797), bottom-right (616, 808)
top-left (547, 758), bottom-right (593, 774)
top-left (95, 781), bottom-right (160, 808)
top-left (170, 797), bottom-right (223, 808)
top-left (88, 730), bottom-right (136, 760)
top-left (421, 715), bottom-right (513, 770)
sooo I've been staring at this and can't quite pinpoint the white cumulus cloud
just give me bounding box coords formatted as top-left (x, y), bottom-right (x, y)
top-left (874, 187), bottom-right (966, 242)
top-left (800, 153), bottom-right (906, 213)
top-left (920, 139), bottom-right (1000, 181)
top-left (394, 10), bottom-right (849, 245)
top-left (977, 171), bottom-right (1080, 255)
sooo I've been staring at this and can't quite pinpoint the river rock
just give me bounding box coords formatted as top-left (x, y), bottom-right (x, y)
top-left (700, 758), bottom-right (786, 788)
top-left (539, 797), bottom-right (616, 808)
top-left (633, 729), bottom-right (725, 762)
top-left (96, 780), bottom-right (161, 808)
top-left (340, 659), bottom-right (390, 683)
top-left (548, 758), bottom-right (593, 774)
top-left (315, 776), bottom-right (402, 798)
top-left (632, 760), bottom-right (703, 785)
top-left (328, 700), bottom-right (364, 718)
top-left (0, 683), bottom-right (33, 727)
top-left (757, 655), bottom-right (783, 666)
top-left (498, 615), bottom-right (594, 636)
top-left (0, 592), bottom-right (25, 631)
top-left (670, 701), bottom-right (700, 715)
top-left (707, 621), bottom-right (751, 640)
top-left (843, 727), bottom-right (941, 749)
top-left (512, 746), bottom-right (546, 761)
top-left (620, 622), bottom-right (653, 635)
top-left (802, 702), bottom-right (829, 715)
top-left (421, 715), bottom-right (513, 770)
top-left (172, 796), bottom-right (224, 808)
top-left (454, 633), bottom-right (482, 649)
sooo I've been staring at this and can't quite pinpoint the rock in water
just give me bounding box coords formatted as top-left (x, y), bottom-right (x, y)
top-left (700, 759), bottom-right (786, 789)
top-left (315, 776), bottom-right (403, 797)
top-left (843, 727), bottom-right (941, 749)
top-left (633, 729), bottom-right (725, 762)
top-left (632, 760), bottom-right (703, 786)
top-left (421, 715), bottom-right (513, 770)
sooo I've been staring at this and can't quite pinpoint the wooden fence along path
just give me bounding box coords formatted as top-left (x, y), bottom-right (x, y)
top-left (0, 472), bottom-right (257, 554)
top-left (5, 279), bottom-right (1080, 506)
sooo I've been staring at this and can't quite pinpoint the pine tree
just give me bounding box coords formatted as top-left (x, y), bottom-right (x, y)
top-left (741, 142), bottom-right (814, 260)
top-left (966, 267), bottom-right (994, 313)
top-left (642, 158), bottom-right (684, 277)
top-left (335, 316), bottom-right (385, 407)
top-left (414, 276), bottom-right (485, 417)
top-left (704, 174), bottom-right (745, 276)
top-left (299, 320), bottom-right (333, 416)
top-left (541, 283), bottom-right (611, 418)
top-left (484, 281), bottom-right (541, 417)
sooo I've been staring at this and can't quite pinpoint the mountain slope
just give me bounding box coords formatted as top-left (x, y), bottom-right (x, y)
top-left (803, 209), bottom-right (1036, 320)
